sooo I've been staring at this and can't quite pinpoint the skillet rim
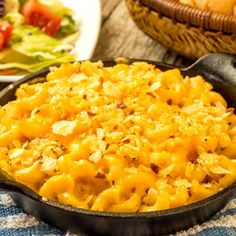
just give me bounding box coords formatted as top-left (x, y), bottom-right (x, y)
top-left (0, 58), bottom-right (235, 219)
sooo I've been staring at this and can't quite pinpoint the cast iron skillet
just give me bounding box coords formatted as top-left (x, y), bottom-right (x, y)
top-left (0, 53), bottom-right (236, 236)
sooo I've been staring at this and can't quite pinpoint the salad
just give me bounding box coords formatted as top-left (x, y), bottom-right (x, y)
top-left (0, 0), bottom-right (78, 75)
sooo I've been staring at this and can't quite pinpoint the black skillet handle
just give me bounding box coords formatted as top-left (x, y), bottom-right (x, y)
top-left (0, 177), bottom-right (41, 200)
top-left (183, 53), bottom-right (236, 108)
top-left (0, 178), bottom-right (24, 192)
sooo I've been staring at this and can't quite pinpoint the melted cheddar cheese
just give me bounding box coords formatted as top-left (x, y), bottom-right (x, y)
top-left (0, 61), bottom-right (235, 212)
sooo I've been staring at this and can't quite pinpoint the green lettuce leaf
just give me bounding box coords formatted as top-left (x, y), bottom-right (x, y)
top-left (0, 50), bottom-right (74, 72)
top-left (10, 25), bottom-right (76, 59)
top-left (18, 0), bottom-right (27, 9)
top-left (0, 25), bottom-right (76, 73)
top-left (0, 48), bottom-right (37, 64)
top-left (56, 14), bottom-right (78, 39)
top-left (3, 12), bottom-right (25, 27)
top-left (39, 0), bottom-right (73, 16)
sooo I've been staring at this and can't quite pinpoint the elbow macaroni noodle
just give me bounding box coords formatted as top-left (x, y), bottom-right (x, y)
top-left (0, 61), bottom-right (236, 212)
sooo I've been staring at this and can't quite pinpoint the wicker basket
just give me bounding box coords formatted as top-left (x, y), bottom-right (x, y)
top-left (126, 0), bottom-right (236, 59)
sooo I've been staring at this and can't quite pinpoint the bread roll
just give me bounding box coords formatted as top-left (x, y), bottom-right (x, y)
top-left (207, 0), bottom-right (235, 15)
top-left (179, 0), bottom-right (236, 15)
top-left (194, 0), bottom-right (208, 10)
top-left (179, 0), bottom-right (195, 6)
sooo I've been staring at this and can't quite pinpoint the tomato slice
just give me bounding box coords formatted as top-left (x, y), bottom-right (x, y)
top-left (0, 21), bottom-right (13, 47)
top-left (0, 33), bottom-right (4, 50)
top-left (0, 69), bottom-right (18, 75)
top-left (21, 0), bottom-right (62, 36)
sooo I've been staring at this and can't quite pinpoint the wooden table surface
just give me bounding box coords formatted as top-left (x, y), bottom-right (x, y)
top-left (93, 0), bottom-right (192, 67)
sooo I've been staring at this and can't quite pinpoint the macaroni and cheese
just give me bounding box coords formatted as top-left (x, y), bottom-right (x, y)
top-left (0, 61), bottom-right (235, 212)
